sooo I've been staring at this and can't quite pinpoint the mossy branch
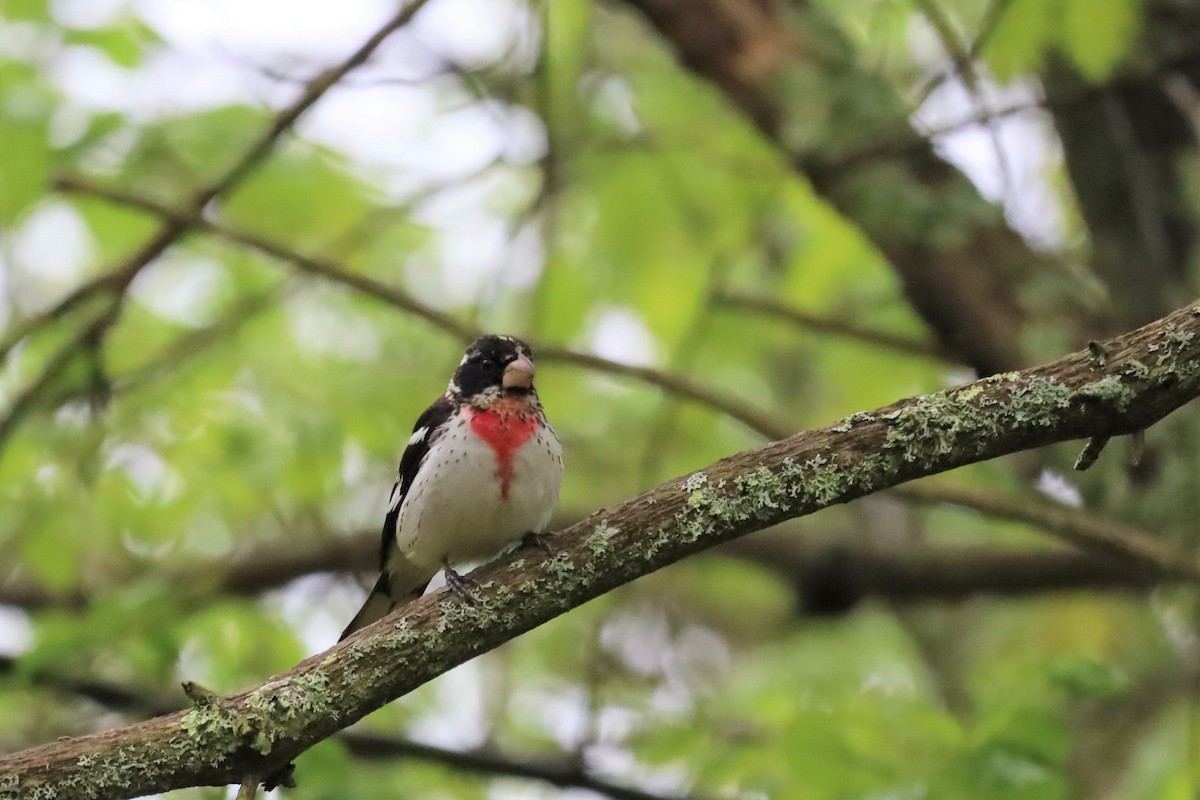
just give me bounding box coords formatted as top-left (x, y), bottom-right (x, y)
top-left (4, 300), bottom-right (1200, 799)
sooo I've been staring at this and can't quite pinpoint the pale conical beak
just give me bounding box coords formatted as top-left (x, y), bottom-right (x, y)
top-left (502, 353), bottom-right (536, 389)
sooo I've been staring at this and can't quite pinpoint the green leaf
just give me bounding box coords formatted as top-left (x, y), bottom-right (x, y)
top-left (63, 22), bottom-right (156, 69)
top-left (73, 195), bottom-right (160, 264)
top-left (985, 0), bottom-right (1143, 82)
top-left (1046, 656), bottom-right (1128, 698)
top-left (983, 0), bottom-right (1055, 80)
top-left (0, 0), bottom-right (48, 21)
top-left (0, 68), bottom-right (52, 224)
top-left (221, 145), bottom-right (375, 249)
top-left (1062, 0), bottom-right (1142, 80)
top-left (18, 513), bottom-right (81, 591)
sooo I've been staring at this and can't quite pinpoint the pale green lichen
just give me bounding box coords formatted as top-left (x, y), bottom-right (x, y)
top-left (585, 521), bottom-right (617, 555)
top-left (802, 454), bottom-right (859, 505)
top-left (663, 451), bottom-right (888, 560)
top-left (1076, 374), bottom-right (1135, 409)
top-left (683, 472), bottom-right (711, 511)
top-left (436, 595), bottom-right (495, 633)
top-left (1124, 359), bottom-right (1151, 379)
top-left (177, 670), bottom-right (338, 759)
top-left (1008, 376), bottom-right (1073, 423)
top-left (883, 374), bottom-right (1085, 466)
top-left (735, 466), bottom-right (784, 511)
top-left (832, 410), bottom-right (879, 432)
top-left (884, 397), bottom-right (969, 465)
top-left (180, 697), bottom-right (246, 758)
top-left (545, 553), bottom-right (576, 579)
top-left (1154, 325), bottom-right (1198, 377)
top-left (1119, 323), bottom-right (1200, 384)
top-left (954, 383), bottom-right (986, 402)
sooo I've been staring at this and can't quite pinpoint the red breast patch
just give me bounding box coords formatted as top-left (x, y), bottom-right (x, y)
top-left (468, 403), bottom-right (539, 500)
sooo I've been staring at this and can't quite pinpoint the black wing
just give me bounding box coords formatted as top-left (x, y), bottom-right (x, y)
top-left (377, 395), bottom-right (456, 570)
top-left (341, 396), bottom-right (458, 641)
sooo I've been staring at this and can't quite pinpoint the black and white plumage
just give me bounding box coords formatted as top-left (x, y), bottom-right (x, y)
top-left (340, 335), bottom-right (563, 640)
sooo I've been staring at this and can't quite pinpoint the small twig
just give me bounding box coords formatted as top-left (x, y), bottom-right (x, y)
top-left (42, 288), bottom-right (281, 410)
top-left (1129, 429), bottom-right (1146, 469)
top-left (899, 480), bottom-right (1200, 583)
top-left (536, 345), bottom-right (789, 438)
top-left (716, 290), bottom-right (958, 364)
top-left (53, 175), bottom-right (479, 342)
top-left (913, 0), bottom-right (1014, 105)
top-left (341, 732), bottom-right (711, 800)
top-left (0, 272), bottom-right (124, 364)
top-left (1074, 435), bottom-right (1111, 470)
top-left (911, 0), bottom-right (1016, 201)
top-left (0, 301), bottom-right (122, 456)
top-left (180, 681), bottom-right (223, 708)
top-left (235, 777), bottom-right (259, 800)
top-left (200, 0), bottom-right (435, 206)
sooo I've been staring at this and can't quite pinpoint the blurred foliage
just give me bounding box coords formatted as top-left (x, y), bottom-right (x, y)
top-left (1, 0), bottom-right (1199, 799)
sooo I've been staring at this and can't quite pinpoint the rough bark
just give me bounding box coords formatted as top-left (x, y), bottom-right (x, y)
top-left (3, 299), bottom-right (1200, 799)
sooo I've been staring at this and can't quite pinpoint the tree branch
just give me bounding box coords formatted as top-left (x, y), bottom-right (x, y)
top-left (0, 0), bottom-right (433, 366)
top-left (615, 0), bottom-right (1046, 374)
top-left (782, 544), bottom-right (1165, 615)
top-left (340, 732), bottom-right (710, 800)
top-left (897, 480), bottom-right (1200, 582)
top-left (3, 298), bottom-right (1199, 798)
top-left (0, 655), bottom-right (706, 800)
top-left (0, 522), bottom-right (1177, 617)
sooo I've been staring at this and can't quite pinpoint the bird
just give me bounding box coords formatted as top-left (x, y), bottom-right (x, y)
top-left (340, 334), bottom-right (563, 640)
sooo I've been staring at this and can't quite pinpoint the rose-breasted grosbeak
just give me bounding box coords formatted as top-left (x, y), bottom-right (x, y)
top-left (340, 334), bottom-right (563, 640)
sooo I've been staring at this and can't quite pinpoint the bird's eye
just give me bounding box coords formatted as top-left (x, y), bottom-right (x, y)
top-left (480, 358), bottom-right (498, 373)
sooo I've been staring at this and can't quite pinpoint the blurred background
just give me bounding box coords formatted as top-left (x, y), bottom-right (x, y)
top-left (2, 0), bottom-right (1200, 797)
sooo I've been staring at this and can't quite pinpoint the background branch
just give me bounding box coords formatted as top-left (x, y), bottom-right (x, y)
top-left (715, 290), bottom-right (958, 363)
top-left (52, 176), bottom-right (790, 440)
top-left (0, 656), bottom-right (700, 800)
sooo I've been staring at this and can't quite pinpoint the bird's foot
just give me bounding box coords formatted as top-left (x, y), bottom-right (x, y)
top-left (522, 530), bottom-right (555, 555)
top-left (442, 565), bottom-right (481, 603)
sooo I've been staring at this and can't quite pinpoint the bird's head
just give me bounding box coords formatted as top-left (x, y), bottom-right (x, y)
top-left (448, 335), bottom-right (538, 404)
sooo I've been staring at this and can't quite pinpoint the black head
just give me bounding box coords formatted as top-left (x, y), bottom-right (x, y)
top-left (449, 335), bottom-right (537, 400)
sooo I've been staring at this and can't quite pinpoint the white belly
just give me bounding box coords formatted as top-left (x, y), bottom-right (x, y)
top-left (393, 414), bottom-right (562, 576)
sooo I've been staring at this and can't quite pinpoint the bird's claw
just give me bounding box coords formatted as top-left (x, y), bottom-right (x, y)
top-left (522, 530), bottom-right (555, 555)
top-left (443, 565), bottom-right (481, 603)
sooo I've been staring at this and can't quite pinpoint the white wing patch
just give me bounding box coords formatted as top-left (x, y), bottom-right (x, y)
top-left (387, 481), bottom-right (404, 512)
top-left (408, 426), bottom-right (429, 447)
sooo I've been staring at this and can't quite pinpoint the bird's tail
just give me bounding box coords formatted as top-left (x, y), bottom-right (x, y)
top-left (339, 573), bottom-right (428, 641)
top-left (339, 574), bottom-right (396, 641)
